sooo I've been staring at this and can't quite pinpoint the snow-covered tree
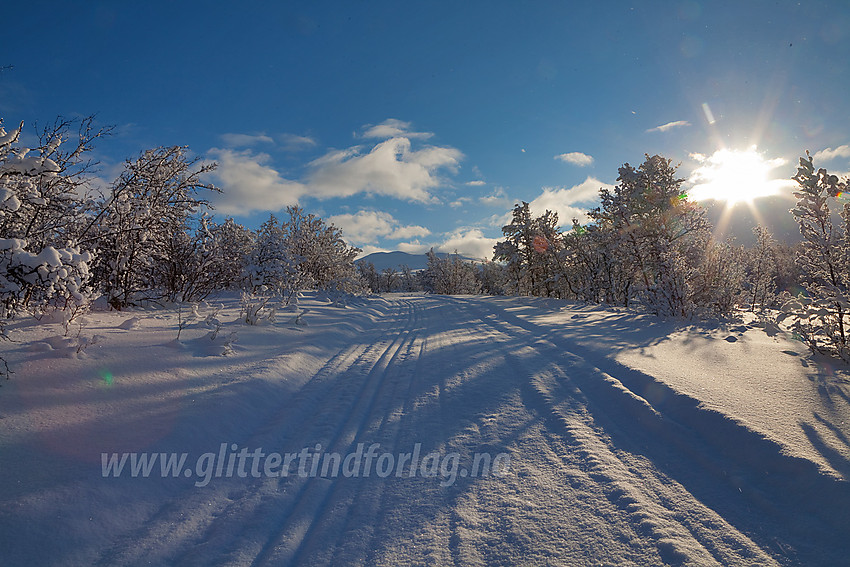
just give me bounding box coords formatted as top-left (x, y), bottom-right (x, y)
top-left (423, 249), bottom-right (479, 295)
top-left (0, 117), bottom-right (103, 318)
top-left (529, 209), bottom-right (565, 298)
top-left (494, 202), bottom-right (535, 296)
top-left (246, 214), bottom-right (312, 305)
top-left (83, 146), bottom-right (219, 309)
top-left (560, 221), bottom-right (629, 305)
top-left (280, 206), bottom-right (362, 293)
top-left (773, 241), bottom-right (801, 295)
top-left (493, 202), bottom-right (566, 297)
top-left (587, 155), bottom-right (713, 316)
top-left (689, 239), bottom-right (744, 316)
top-left (152, 214), bottom-right (253, 302)
top-left (745, 226), bottom-right (779, 312)
top-left (381, 267), bottom-right (400, 292)
top-left (356, 260), bottom-right (381, 293)
top-left (398, 264), bottom-right (422, 292)
top-left (476, 260), bottom-right (509, 296)
top-left (244, 208), bottom-right (363, 305)
top-left (779, 154), bottom-right (849, 360)
top-left (206, 217), bottom-right (255, 290)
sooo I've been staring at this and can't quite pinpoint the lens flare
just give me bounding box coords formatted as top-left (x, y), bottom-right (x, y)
top-left (99, 369), bottom-right (114, 386)
top-left (533, 235), bottom-right (549, 253)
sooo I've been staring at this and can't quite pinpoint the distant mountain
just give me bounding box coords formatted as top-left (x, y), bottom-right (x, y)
top-left (356, 251), bottom-right (482, 272)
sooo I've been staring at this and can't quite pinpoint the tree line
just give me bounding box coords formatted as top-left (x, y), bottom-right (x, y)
top-left (359, 154), bottom-right (848, 362)
top-left (1, 113), bottom-right (848, 364)
top-left (0, 115), bottom-right (363, 375)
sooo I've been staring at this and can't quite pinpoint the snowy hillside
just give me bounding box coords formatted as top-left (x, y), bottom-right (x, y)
top-left (1, 293), bottom-right (849, 565)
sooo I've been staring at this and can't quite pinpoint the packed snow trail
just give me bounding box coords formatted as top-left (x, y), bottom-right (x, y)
top-left (1, 294), bottom-right (848, 565)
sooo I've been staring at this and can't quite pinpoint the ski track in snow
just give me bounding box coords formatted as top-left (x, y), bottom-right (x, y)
top-left (1, 294), bottom-right (849, 566)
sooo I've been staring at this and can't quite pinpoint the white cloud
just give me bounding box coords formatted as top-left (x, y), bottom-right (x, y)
top-left (554, 152), bottom-right (594, 166)
top-left (488, 211), bottom-right (513, 229)
top-left (479, 187), bottom-right (511, 207)
top-left (219, 133), bottom-right (275, 147)
top-left (361, 119), bottom-right (433, 140)
top-left (529, 199), bottom-right (591, 226)
top-left (813, 145), bottom-right (850, 162)
top-left (390, 224), bottom-right (431, 240)
top-left (328, 210), bottom-right (430, 245)
top-left (436, 228), bottom-right (499, 260)
top-left (465, 180), bottom-right (486, 186)
top-left (397, 240), bottom-right (429, 254)
top-left (305, 137), bottom-right (462, 202)
top-left (207, 148), bottom-right (306, 215)
top-left (279, 133), bottom-right (317, 151)
top-left (450, 197), bottom-right (472, 208)
top-left (528, 177), bottom-right (612, 226)
top-left (208, 123), bottom-right (464, 214)
top-left (328, 210), bottom-right (395, 243)
top-left (646, 120), bottom-right (691, 133)
top-left (219, 132), bottom-right (316, 151)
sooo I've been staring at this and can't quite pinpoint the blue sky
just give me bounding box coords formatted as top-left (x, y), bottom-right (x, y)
top-left (3, 1), bottom-right (850, 257)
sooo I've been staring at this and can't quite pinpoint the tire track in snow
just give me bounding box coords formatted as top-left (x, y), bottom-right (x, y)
top-left (172, 335), bottom-right (390, 566)
top-left (320, 306), bottom-right (432, 565)
top-left (198, 299), bottom-right (417, 566)
top-left (360, 297), bottom-right (534, 565)
top-left (450, 295), bottom-right (850, 566)
top-left (93, 335), bottom-right (375, 567)
top-left (92, 294), bottom-right (849, 565)
top-left (248, 298), bottom-right (422, 566)
top-left (94, 298), bottom-right (414, 566)
top-left (355, 295), bottom-right (477, 566)
top-left (446, 298), bottom-right (741, 564)
top-left (278, 297), bottom-right (426, 565)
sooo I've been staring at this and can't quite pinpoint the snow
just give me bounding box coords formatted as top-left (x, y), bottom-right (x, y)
top-left (0, 293), bottom-right (848, 565)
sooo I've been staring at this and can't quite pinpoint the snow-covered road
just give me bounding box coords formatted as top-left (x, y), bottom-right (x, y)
top-left (1, 294), bottom-right (849, 565)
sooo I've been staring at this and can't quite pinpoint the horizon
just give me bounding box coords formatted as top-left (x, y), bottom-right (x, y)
top-left (3, 1), bottom-right (849, 258)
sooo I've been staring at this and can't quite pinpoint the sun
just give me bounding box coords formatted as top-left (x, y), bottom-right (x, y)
top-left (686, 146), bottom-right (792, 205)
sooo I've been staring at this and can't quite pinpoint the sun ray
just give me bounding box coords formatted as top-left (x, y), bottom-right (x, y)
top-left (687, 146), bottom-right (795, 206)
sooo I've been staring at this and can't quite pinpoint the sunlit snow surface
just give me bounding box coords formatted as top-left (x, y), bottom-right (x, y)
top-left (1, 293), bottom-right (848, 566)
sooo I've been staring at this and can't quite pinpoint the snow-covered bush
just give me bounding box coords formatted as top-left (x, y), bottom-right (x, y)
top-left (560, 221), bottom-right (631, 305)
top-left (687, 239), bottom-right (745, 316)
top-left (246, 214), bottom-right (313, 305)
top-left (280, 206), bottom-right (362, 293)
top-left (152, 214), bottom-right (254, 303)
top-left (206, 217), bottom-right (255, 290)
top-left (779, 154), bottom-right (849, 361)
top-left (494, 202), bottom-right (565, 298)
top-left (0, 116), bottom-right (106, 250)
top-left (0, 238), bottom-right (92, 318)
top-left (356, 261), bottom-right (381, 293)
top-left (743, 226), bottom-right (779, 312)
top-left (585, 155), bottom-right (717, 316)
top-left (240, 291), bottom-right (279, 325)
top-left (246, 208), bottom-right (363, 304)
top-left (84, 146), bottom-right (219, 309)
top-left (476, 260), bottom-right (509, 296)
top-left (422, 249), bottom-right (480, 295)
top-left (0, 117), bottom-right (101, 319)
